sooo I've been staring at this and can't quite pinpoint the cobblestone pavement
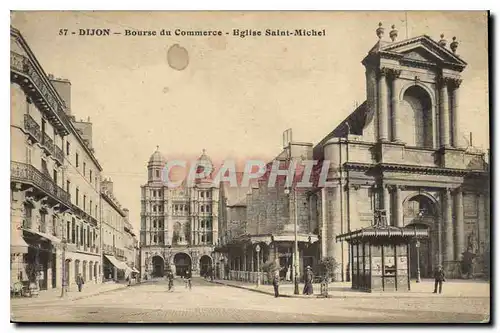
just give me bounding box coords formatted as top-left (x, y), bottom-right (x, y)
top-left (11, 278), bottom-right (490, 323)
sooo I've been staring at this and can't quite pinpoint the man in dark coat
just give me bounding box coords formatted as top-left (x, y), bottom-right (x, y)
top-left (167, 271), bottom-right (174, 292)
top-left (184, 270), bottom-right (192, 290)
top-left (76, 273), bottom-right (84, 292)
top-left (433, 265), bottom-right (445, 294)
top-left (272, 270), bottom-right (280, 298)
top-left (303, 266), bottom-right (314, 295)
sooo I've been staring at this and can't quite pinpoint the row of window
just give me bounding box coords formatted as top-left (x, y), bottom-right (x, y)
top-left (67, 183), bottom-right (98, 218)
top-left (152, 219), bottom-right (165, 229)
top-left (151, 189), bottom-right (163, 198)
top-left (68, 137), bottom-right (97, 187)
top-left (65, 217), bottom-right (97, 248)
top-left (148, 232), bottom-right (213, 244)
top-left (152, 205), bottom-right (164, 212)
top-left (200, 191), bottom-right (212, 198)
top-left (200, 205), bottom-right (212, 213)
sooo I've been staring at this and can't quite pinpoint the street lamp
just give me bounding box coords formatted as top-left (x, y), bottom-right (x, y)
top-left (414, 209), bottom-right (425, 283)
top-left (415, 239), bottom-right (421, 283)
top-left (284, 186), bottom-right (300, 295)
top-left (255, 244), bottom-right (261, 287)
top-left (60, 237), bottom-right (67, 298)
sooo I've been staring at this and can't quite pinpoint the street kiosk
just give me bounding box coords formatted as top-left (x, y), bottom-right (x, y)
top-left (336, 210), bottom-right (428, 292)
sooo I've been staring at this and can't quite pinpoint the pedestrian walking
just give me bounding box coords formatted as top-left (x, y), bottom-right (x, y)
top-left (184, 270), bottom-right (192, 290)
top-left (76, 273), bottom-right (84, 292)
top-left (303, 266), bottom-right (314, 295)
top-left (285, 265), bottom-right (291, 282)
top-left (167, 271), bottom-right (174, 292)
top-left (433, 265), bottom-right (446, 294)
top-left (272, 270), bottom-right (280, 298)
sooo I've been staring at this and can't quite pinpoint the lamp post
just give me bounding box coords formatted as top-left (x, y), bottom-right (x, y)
top-left (284, 186), bottom-right (300, 295)
top-left (60, 237), bottom-right (67, 298)
top-left (255, 244), bottom-right (261, 287)
top-left (415, 209), bottom-right (425, 283)
top-left (415, 239), bottom-right (421, 283)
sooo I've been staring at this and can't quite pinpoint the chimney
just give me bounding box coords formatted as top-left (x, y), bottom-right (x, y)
top-left (49, 76), bottom-right (72, 115)
top-left (101, 177), bottom-right (114, 194)
top-left (73, 118), bottom-right (93, 150)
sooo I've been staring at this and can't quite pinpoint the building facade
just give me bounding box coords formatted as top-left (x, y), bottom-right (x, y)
top-left (216, 24), bottom-right (490, 283)
top-left (10, 26), bottom-right (102, 292)
top-left (216, 143), bottom-right (321, 283)
top-left (140, 148), bottom-right (219, 278)
top-left (100, 178), bottom-right (136, 281)
top-left (312, 24), bottom-right (489, 280)
top-left (123, 209), bottom-right (140, 274)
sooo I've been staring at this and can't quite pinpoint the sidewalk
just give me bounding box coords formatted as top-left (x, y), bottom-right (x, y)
top-left (212, 279), bottom-right (490, 299)
top-left (10, 281), bottom-right (131, 306)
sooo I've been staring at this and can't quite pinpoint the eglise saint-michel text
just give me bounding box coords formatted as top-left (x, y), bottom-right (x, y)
top-left (72, 28), bottom-right (327, 37)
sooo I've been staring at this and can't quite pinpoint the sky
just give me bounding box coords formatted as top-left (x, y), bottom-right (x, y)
top-left (10, 11), bottom-right (489, 232)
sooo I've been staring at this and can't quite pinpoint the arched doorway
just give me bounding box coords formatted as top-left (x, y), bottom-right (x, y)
top-left (199, 255), bottom-right (212, 277)
top-left (404, 194), bottom-right (438, 278)
top-left (152, 255), bottom-right (165, 277)
top-left (400, 85), bottom-right (433, 147)
top-left (174, 252), bottom-right (191, 277)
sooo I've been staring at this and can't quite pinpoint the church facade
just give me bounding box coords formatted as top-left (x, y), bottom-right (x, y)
top-left (215, 23), bottom-right (489, 284)
top-left (314, 24), bottom-right (489, 280)
top-left (139, 148), bottom-right (219, 278)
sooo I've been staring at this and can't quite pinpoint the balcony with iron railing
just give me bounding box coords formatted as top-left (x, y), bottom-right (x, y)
top-left (54, 145), bottom-right (64, 165)
top-left (23, 114), bottom-right (42, 143)
top-left (71, 204), bottom-right (98, 226)
top-left (11, 161), bottom-right (71, 208)
top-left (42, 132), bottom-right (54, 155)
top-left (11, 51), bottom-right (69, 136)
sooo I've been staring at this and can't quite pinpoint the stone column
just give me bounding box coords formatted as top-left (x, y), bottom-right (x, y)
top-left (443, 188), bottom-right (454, 262)
top-left (439, 77), bottom-right (450, 147)
top-left (389, 69), bottom-right (402, 142)
top-left (242, 246), bottom-right (247, 272)
top-left (450, 79), bottom-right (462, 147)
top-left (382, 185), bottom-right (391, 226)
top-left (330, 186), bottom-right (342, 281)
top-left (394, 186), bottom-right (403, 227)
top-left (378, 68), bottom-right (389, 142)
top-left (320, 188), bottom-right (327, 259)
top-left (454, 188), bottom-right (465, 261)
top-left (250, 250), bottom-right (254, 272)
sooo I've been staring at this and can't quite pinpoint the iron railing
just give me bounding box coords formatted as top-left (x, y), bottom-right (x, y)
top-left (11, 161), bottom-right (71, 206)
top-left (54, 145), bottom-right (64, 165)
top-left (42, 132), bottom-right (54, 155)
top-left (23, 114), bottom-right (42, 143)
top-left (11, 51), bottom-right (69, 130)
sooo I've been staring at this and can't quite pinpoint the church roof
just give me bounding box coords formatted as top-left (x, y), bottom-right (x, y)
top-left (148, 146), bottom-right (166, 165)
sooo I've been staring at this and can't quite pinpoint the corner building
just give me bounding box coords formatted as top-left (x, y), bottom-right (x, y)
top-left (10, 26), bottom-right (102, 292)
top-left (140, 148), bottom-right (219, 278)
top-left (314, 25), bottom-right (489, 280)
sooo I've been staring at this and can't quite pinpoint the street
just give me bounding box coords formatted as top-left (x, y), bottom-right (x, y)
top-left (11, 277), bottom-right (489, 323)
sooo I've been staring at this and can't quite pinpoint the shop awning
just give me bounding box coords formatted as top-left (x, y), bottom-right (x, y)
top-left (23, 228), bottom-right (61, 244)
top-left (12, 228), bottom-right (29, 254)
top-left (104, 254), bottom-right (129, 270)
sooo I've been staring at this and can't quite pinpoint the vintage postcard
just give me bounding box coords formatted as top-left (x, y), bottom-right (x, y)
top-left (9, 11), bottom-right (490, 323)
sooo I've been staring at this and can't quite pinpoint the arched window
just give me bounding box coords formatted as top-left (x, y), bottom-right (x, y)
top-left (400, 86), bottom-right (433, 148)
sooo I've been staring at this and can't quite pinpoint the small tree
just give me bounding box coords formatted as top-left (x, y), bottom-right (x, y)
top-left (319, 257), bottom-right (339, 282)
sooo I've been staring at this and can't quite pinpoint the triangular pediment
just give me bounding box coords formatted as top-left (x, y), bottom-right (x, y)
top-left (379, 35), bottom-right (467, 68)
